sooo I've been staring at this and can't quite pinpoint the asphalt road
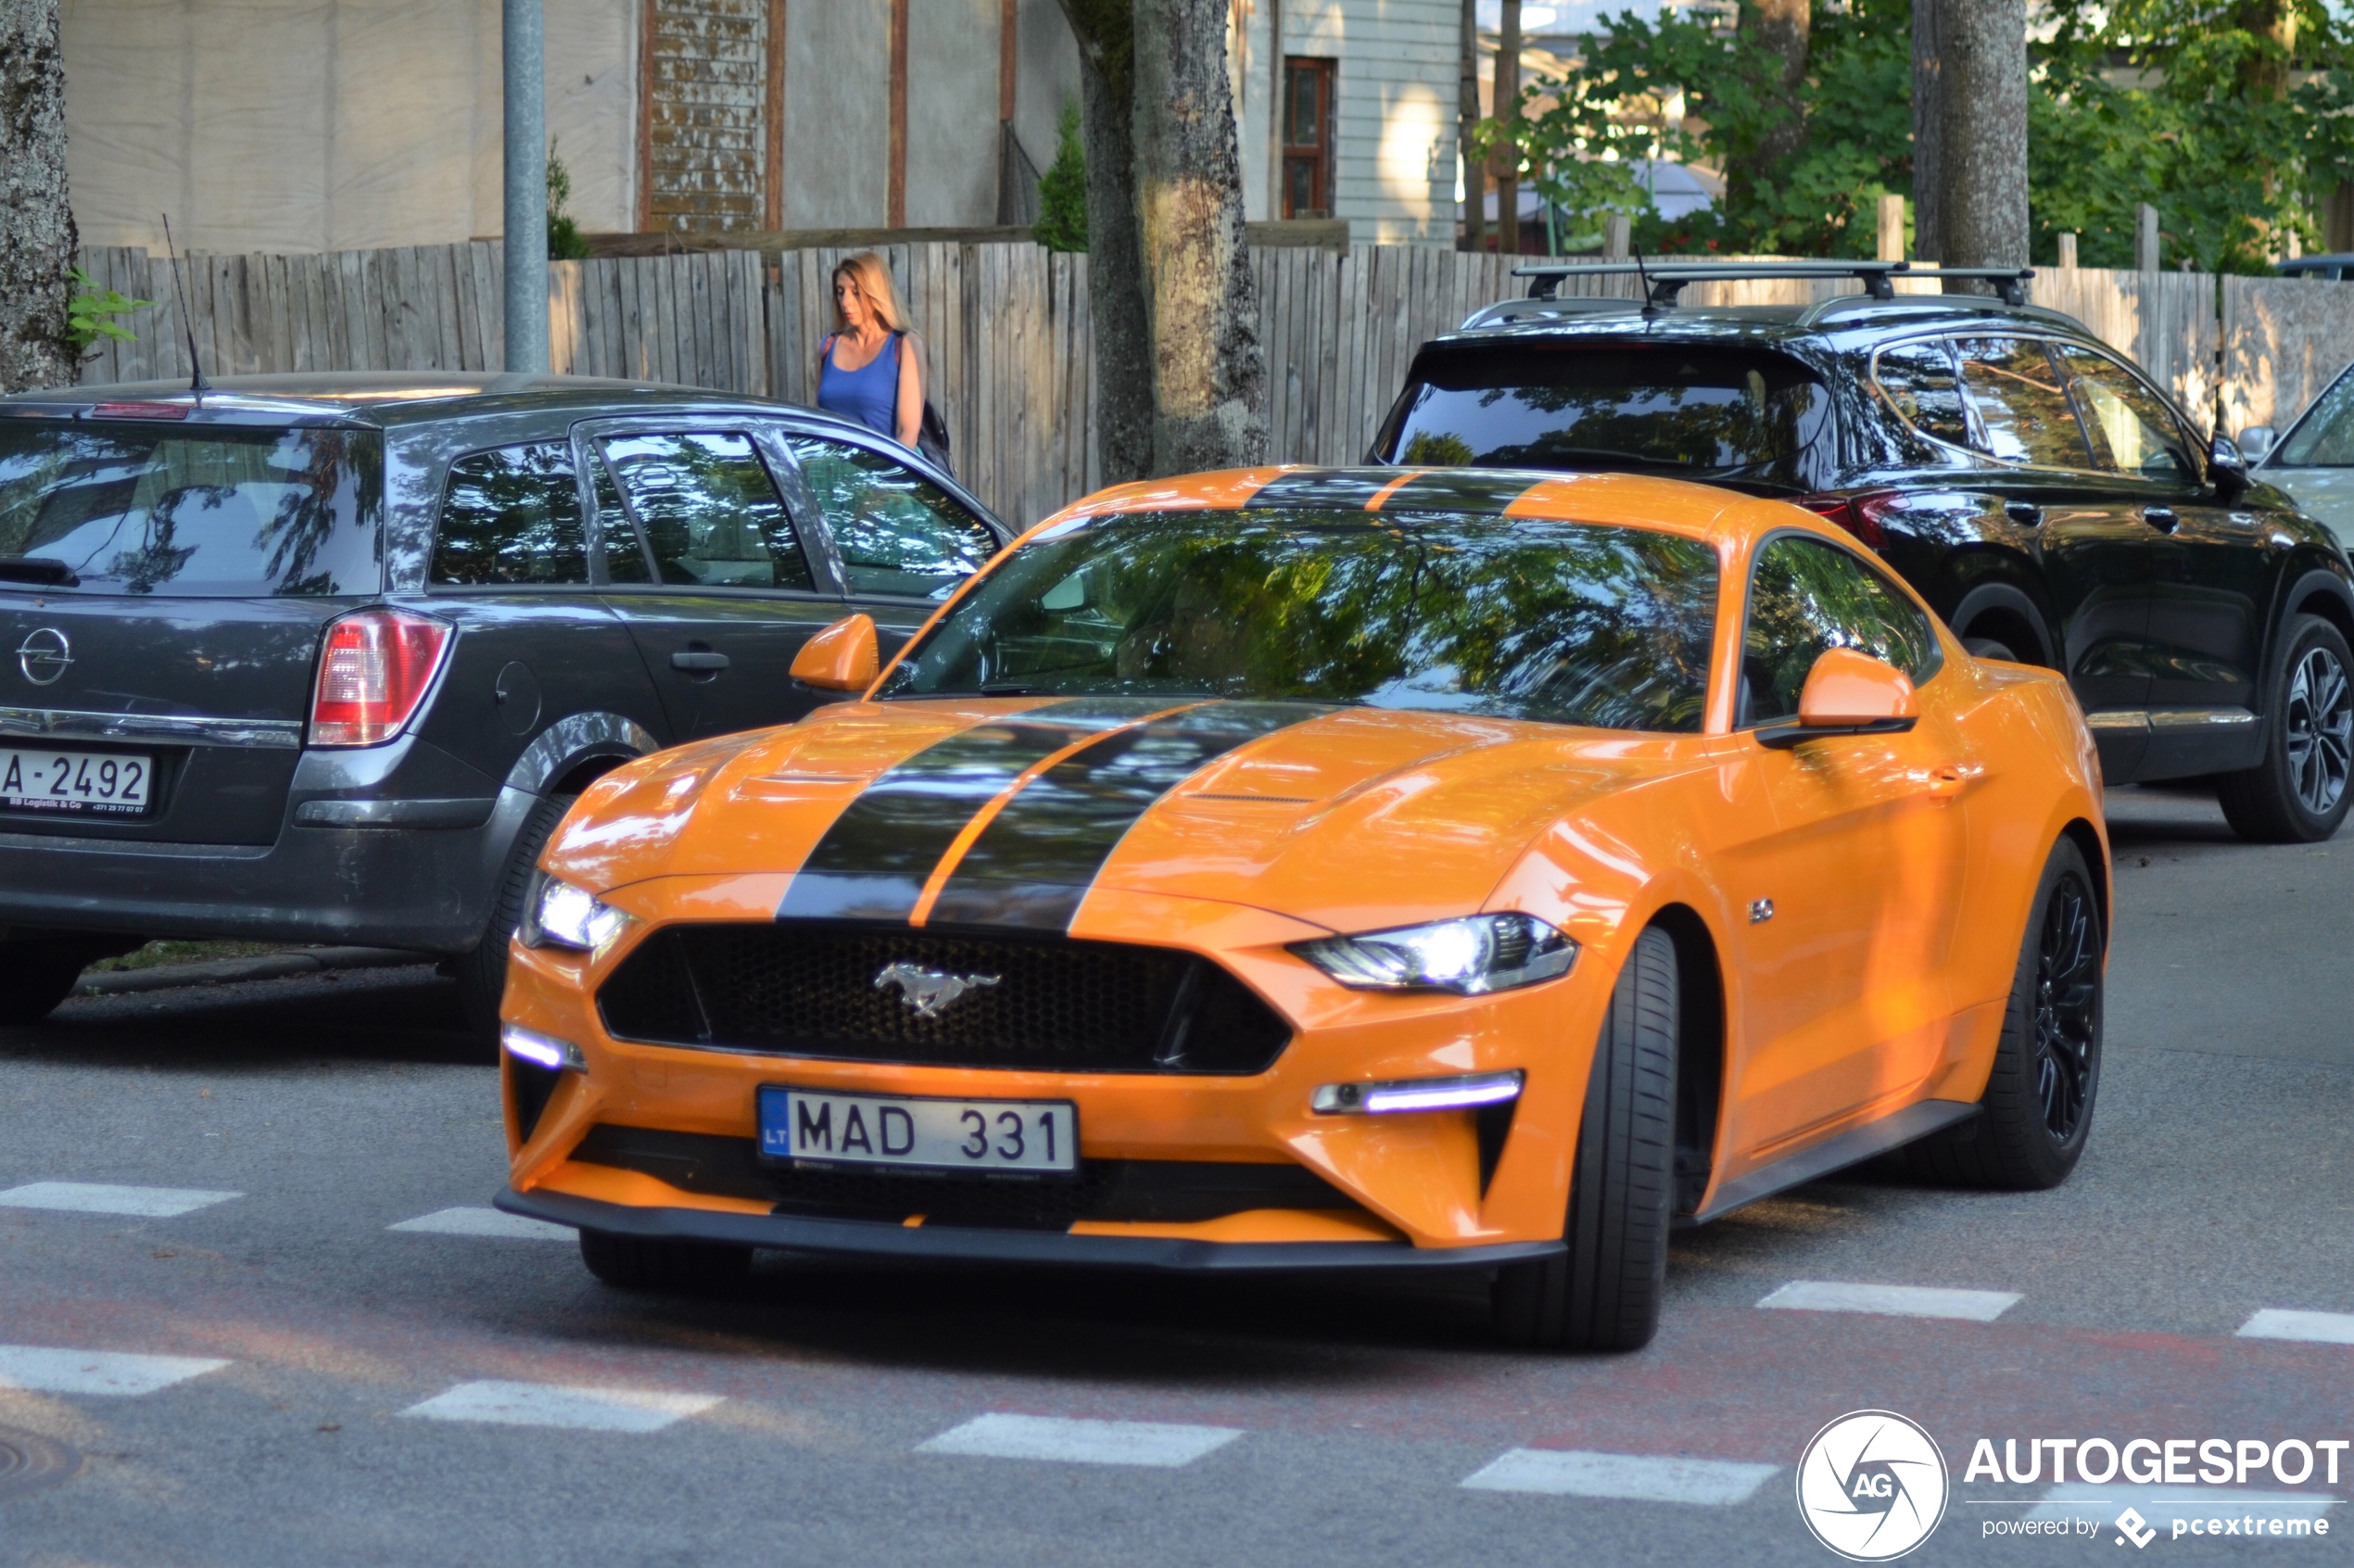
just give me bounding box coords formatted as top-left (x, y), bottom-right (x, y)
top-left (2, 783), bottom-right (2350, 1567)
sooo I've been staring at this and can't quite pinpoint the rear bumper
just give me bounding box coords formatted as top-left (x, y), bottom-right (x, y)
top-left (0, 783), bottom-right (539, 953)
top-left (493, 1184), bottom-right (1566, 1273)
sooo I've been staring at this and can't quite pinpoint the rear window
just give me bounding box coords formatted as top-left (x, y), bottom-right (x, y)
top-left (0, 421), bottom-right (380, 595)
top-left (1376, 345), bottom-right (1831, 486)
top-left (2277, 369), bottom-right (2354, 467)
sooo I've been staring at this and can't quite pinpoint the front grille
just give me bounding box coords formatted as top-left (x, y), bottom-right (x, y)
top-left (597, 922), bottom-right (1292, 1074)
top-left (571, 1124), bottom-right (1357, 1231)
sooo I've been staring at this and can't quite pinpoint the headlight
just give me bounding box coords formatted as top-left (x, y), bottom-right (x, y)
top-left (1291, 913), bottom-right (1576, 995)
top-left (520, 871), bottom-right (630, 954)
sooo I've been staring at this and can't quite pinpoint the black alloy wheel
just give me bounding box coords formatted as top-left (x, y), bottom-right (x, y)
top-left (2219, 614), bottom-right (2354, 842)
top-left (2030, 868), bottom-right (2099, 1143)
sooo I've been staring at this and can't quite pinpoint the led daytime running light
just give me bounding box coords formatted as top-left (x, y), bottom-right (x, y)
top-left (1312, 1070), bottom-right (1525, 1116)
top-left (500, 1024), bottom-right (585, 1073)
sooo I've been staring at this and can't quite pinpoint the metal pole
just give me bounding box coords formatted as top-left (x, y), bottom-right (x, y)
top-left (503, 0), bottom-right (549, 374)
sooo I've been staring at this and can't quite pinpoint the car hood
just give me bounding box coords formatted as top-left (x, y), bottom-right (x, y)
top-left (547, 697), bottom-right (1685, 934)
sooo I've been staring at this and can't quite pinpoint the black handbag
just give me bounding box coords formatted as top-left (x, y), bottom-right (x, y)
top-left (906, 333), bottom-right (953, 476)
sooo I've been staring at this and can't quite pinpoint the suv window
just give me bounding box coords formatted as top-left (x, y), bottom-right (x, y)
top-left (2054, 347), bottom-right (2196, 485)
top-left (2273, 367), bottom-right (2354, 467)
top-left (430, 442), bottom-right (588, 586)
top-left (1872, 339), bottom-right (1971, 448)
top-left (1954, 337), bottom-right (2095, 470)
top-left (786, 436), bottom-right (997, 600)
top-left (599, 432), bottom-right (813, 590)
top-left (1742, 535), bottom-right (1940, 725)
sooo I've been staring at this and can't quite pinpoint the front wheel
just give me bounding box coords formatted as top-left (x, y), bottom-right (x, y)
top-left (2217, 614), bottom-right (2354, 842)
top-left (1492, 926), bottom-right (1677, 1352)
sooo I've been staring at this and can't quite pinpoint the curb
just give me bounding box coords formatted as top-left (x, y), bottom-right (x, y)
top-left (77, 946), bottom-right (430, 996)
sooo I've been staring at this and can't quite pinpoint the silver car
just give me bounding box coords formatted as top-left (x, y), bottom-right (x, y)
top-left (2242, 364), bottom-right (2354, 547)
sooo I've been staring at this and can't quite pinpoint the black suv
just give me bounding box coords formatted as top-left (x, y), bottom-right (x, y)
top-left (1373, 260), bottom-right (2354, 841)
top-left (0, 373), bottom-right (1009, 1027)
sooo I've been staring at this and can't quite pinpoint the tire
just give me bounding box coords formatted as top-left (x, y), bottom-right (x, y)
top-left (577, 1228), bottom-right (753, 1293)
top-left (1963, 637), bottom-right (2020, 663)
top-left (0, 942), bottom-right (96, 1026)
top-left (456, 791), bottom-right (577, 1044)
top-left (1898, 838), bottom-right (2102, 1191)
top-left (2217, 614), bottom-right (2354, 843)
top-left (1492, 926), bottom-right (1677, 1352)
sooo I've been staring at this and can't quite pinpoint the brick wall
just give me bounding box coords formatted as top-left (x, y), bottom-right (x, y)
top-left (645, 0), bottom-right (770, 232)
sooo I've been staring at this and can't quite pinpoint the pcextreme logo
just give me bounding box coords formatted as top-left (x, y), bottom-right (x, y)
top-left (1796, 1410), bottom-right (1951, 1561)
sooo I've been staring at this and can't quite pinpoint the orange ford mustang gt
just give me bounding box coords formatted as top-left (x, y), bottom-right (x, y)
top-left (493, 466), bottom-right (2108, 1350)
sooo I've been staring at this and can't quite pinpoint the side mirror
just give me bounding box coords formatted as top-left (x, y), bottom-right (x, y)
top-left (2236, 424), bottom-right (2276, 462)
top-left (1757, 647), bottom-right (1919, 749)
top-left (790, 613), bottom-right (880, 692)
top-left (2209, 434), bottom-right (2251, 503)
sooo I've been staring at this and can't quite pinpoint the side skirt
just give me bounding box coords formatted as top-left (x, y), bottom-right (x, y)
top-left (1681, 1099), bottom-right (1980, 1225)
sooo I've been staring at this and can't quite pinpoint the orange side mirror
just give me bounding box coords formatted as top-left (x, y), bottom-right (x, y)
top-left (791, 613), bottom-right (880, 692)
top-left (1798, 646), bottom-right (1918, 727)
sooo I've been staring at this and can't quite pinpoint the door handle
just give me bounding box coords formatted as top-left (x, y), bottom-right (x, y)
top-left (2004, 500), bottom-right (2044, 525)
top-left (1914, 763), bottom-right (1981, 797)
top-left (2142, 506), bottom-right (2179, 532)
top-left (670, 650), bottom-right (731, 673)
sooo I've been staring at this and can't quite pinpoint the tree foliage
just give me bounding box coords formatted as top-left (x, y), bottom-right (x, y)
top-left (1034, 100), bottom-right (1090, 253)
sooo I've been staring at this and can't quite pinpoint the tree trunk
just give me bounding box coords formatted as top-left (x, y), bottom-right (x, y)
top-left (0, 0), bottom-right (76, 393)
top-left (1934, 0), bottom-right (2028, 282)
top-left (1459, 0), bottom-right (1486, 253)
top-left (1130, 0), bottom-right (1263, 474)
top-left (1727, 0), bottom-right (1809, 220)
top-left (1057, 1), bottom-right (1155, 484)
top-left (1491, 0), bottom-right (1522, 255)
top-left (1911, 0), bottom-right (1942, 261)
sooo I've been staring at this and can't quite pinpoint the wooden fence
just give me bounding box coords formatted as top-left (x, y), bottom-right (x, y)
top-left (68, 241), bottom-right (2354, 528)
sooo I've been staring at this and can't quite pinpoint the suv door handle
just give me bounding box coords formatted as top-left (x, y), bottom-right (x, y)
top-left (2143, 506), bottom-right (2180, 532)
top-left (2005, 500), bottom-right (2044, 525)
top-left (670, 650), bottom-right (731, 673)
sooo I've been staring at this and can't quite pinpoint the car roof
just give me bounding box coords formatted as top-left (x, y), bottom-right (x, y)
top-left (0, 371), bottom-right (865, 435)
top-left (1438, 293), bottom-right (2096, 354)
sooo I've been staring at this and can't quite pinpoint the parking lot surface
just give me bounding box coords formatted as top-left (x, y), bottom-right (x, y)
top-left (2, 785), bottom-right (2349, 1566)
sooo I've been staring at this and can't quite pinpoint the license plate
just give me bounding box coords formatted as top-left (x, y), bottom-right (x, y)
top-left (757, 1085), bottom-right (1077, 1174)
top-left (0, 746), bottom-right (154, 816)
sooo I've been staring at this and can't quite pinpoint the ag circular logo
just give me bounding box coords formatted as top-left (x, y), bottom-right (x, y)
top-left (1795, 1410), bottom-right (1949, 1561)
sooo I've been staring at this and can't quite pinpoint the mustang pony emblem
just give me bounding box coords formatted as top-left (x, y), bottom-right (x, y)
top-left (874, 961), bottom-right (1000, 1020)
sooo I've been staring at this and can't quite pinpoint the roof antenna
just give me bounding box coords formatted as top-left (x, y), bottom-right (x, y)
top-left (161, 214), bottom-right (209, 406)
top-left (1634, 245), bottom-right (1661, 322)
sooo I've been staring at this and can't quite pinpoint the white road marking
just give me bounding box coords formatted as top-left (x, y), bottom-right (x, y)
top-left (0, 1181), bottom-right (241, 1219)
top-left (1461, 1448), bottom-right (1780, 1505)
top-left (388, 1207), bottom-right (574, 1241)
top-left (400, 1381), bottom-right (722, 1432)
top-left (2029, 1485), bottom-right (2340, 1528)
top-left (917, 1413), bottom-right (1243, 1468)
top-left (2237, 1308), bottom-right (2354, 1346)
top-left (0, 1345), bottom-right (231, 1397)
top-left (1756, 1280), bottom-right (2020, 1322)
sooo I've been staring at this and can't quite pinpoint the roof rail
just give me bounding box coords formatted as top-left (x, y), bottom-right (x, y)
top-left (1511, 259), bottom-right (2035, 308)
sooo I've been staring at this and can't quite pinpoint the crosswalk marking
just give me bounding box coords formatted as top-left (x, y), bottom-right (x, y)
top-left (917, 1413), bottom-right (1243, 1468)
top-left (2237, 1308), bottom-right (2354, 1346)
top-left (0, 1345), bottom-right (231, 1397)
top-left (1461, 1448), bottom-right (1780, 1505)
top-left (388, 1207), bottom-right (574, 1241)
top-left (2030, 1485), bottom-right (2340, 1528)
top-left (0, 1181), bottom-right (241, 1219)
top-left (1756, 1280), bottom-right (2021, 1322)
top-left (400, 1381), bottom-right (722, 1432)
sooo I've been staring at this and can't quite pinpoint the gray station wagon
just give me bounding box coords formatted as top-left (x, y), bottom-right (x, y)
top-left (0, 373), bottom-right (1010, 1032)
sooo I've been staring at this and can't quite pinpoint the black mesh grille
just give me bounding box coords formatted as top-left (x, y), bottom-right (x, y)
top-left (597, 923), bottom-right (1293, 1074)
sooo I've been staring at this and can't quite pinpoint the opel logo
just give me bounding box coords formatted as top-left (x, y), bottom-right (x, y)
top-left (874, 961), bottom-right (1000, 1020)
top-left (17, 628), bottom-right (70, 686)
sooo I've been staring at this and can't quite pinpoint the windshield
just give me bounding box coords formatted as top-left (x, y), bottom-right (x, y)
top-left (2276, 369), bottom-right (2354, 467)
top-left (877, 508), bottom-right (1719, 733)
top-left (0, 421), bottom-right (381, 595)
top-left (1377, 345), bottom-right (1831, 487)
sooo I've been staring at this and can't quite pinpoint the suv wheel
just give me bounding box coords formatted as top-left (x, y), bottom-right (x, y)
top-left (456, 791), bottom-right (577, 1044)
top-left (2218, 614), bottom-right (2354, 842)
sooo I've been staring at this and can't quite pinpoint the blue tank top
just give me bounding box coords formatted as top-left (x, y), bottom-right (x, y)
top-left (817, 332), bottom-right (902, 438)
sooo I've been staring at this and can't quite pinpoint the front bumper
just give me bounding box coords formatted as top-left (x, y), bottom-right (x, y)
top-left (495, 1183), bottom-right (1566, 1273)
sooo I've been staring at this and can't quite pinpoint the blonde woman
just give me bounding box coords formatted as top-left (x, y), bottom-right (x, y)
top-left (816, 253), bottom-right (922, 448)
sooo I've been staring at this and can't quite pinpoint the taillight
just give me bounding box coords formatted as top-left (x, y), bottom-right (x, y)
top-left (309, 608), bottom-right (452, 747)
top-left (1793, 490), bottom-right (1899, 551)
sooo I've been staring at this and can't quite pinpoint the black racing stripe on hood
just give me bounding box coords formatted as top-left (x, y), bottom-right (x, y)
top-left (1376, 471), bottom-right (1546, 515)
top-left (776, 697), bottom-right (1176, 922)
top-left (1244, 470), bottom-right (1394, 511)
top-left (923, 702), bottom-right (1327, 931)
